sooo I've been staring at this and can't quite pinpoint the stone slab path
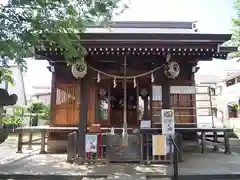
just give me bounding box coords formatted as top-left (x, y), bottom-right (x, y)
top-left (1, 136), bottom-right (240, 179)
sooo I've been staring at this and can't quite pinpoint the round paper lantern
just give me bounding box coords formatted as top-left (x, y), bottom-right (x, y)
top-left (164, 61), bottom-right (180, 79)
top-left (71, 61), bottom-right (87, 79)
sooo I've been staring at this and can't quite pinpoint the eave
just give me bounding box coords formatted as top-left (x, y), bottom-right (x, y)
top-left (35, 46), bottom-right (231, 61)
top-left (79, 33), bottom-right (232, 44)
top-left (36, 30), bottom-right (235, 61)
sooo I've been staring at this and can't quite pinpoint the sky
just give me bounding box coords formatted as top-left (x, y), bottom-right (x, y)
top-left (2, 0), bottom-right (238, 95)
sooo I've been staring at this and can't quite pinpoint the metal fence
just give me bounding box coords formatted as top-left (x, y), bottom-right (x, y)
top-left (67, 132), bottom-right (77, 162)
top-left (67, 131), bottom-right (183, 165)
top-left (67, 132), bottom-right (108, 164)
top-left (140, 133), bottom-right (183, 164)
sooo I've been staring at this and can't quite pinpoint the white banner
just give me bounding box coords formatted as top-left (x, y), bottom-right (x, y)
top-left (85, 134), bottom-right (98, 153)
top-left (152, 86), bottom-right (162, 101)
top-left (161, 109), bottom-right (175, 153)
top-left (152, 135), bottom-right (167, 156)
top-left (161, 109), bottom-right (175, 135)
top-left (170, 86), bottom-right (196, 94)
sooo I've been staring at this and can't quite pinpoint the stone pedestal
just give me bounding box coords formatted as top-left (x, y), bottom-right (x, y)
top-left (229, 138), bottom-right (240, 153)
top-left (106, 134), bottom-right (141, 162)
top-left (47, 140), bottom-right (68, 153)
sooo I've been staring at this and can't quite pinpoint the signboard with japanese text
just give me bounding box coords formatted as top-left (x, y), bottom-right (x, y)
top-left (161, 109), bottom-right (175, 135)
top-left (152, 86), bottom-right (162, 101)
top-left (85, 134), bottom-right (98, 153)
top-left (161, 109), bottom-right (175, 153)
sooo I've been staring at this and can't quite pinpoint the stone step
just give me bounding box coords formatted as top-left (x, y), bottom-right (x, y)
top-left (229, 138), bottom-right (240, 146)
top-left (106, 175), bottom-right (146, 180)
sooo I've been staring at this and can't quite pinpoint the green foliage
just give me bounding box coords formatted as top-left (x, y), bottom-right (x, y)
top-left (232, 0), bottom-right (240, 57)
top-left (40, 104), bottom-right (50, 120)
top-left (0, 68), bottom-right (14, 85)
top-left (0, 0), bottom-right (128, 73)
top-left (0, 102), bottom-right (49, 128)
top-left (232, 104), bottom-right (240, 109)
top-left (2, 106), bottom-right (25, 125)
top-left (27, 102), bottom-right (50, 120)
top-left (0, 106), bottom-right (5, 125)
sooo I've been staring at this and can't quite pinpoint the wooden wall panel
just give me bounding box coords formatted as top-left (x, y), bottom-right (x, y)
top-left (170, 94), bottom-right (195, 124)
top-left (53, 83), bottom-right (80, 125)
top-left (88, 85), bottom-right (96, 125)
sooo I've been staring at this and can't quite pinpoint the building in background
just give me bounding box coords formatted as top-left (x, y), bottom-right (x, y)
top-left (29, 86), bottom-right (51, 104)
top-left (0, 63), bottom-right (27, 106)
top-left (195, 60), bottom-right (240, 128)
top-left (217, 72), bottom-right (240, 119)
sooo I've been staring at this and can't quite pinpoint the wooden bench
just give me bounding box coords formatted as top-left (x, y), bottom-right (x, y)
top-left (15, 126), bottom-right (232, 155)
top-left (140, 127), bottom-right (232, 154)
top-left (15, 126), bottom-right (78, 154)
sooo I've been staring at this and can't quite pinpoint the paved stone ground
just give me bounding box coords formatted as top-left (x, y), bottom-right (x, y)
top-left (1, 136), bottom-right (240, 179)
top-left (2, 152), bottom-right (240, 175)
top-left (0, 134), bottom-right (40, 164)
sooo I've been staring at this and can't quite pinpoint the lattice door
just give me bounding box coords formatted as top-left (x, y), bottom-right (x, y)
top-left (54, 84), bottom-right (80, 125)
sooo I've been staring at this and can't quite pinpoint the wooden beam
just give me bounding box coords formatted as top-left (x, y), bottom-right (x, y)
top-left (162, 79), bottom-right (170, 109)
top-left (77, 70), bottom-right (91, 161)
top-left (50, 72), bottom-right (56, 125)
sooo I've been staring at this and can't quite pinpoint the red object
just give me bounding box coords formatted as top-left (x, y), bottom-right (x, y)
top-left (98, 134), bottom-right (102, 159)
top-left (87, 152), bottom-right (91, 160)
top-left (87, 134), bottom-right (103, 160)
top-left (89, 124), bottom-right (101, 133)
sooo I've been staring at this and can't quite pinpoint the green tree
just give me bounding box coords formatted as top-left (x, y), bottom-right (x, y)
top-left (0, 0), bottom-right (128, 79)
top-left (2, 106), bottom-right (25, 126)
top-left (0, 68), bottom-right (13, 85)
top-left (27, 102), bottom-right (50, 125)
top-left (232, 0), bottom-right (240, 57)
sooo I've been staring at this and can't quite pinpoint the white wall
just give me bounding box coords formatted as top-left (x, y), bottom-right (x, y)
top-left (215, 81), bottom-right (240, 119)
top-left (195, 85), bottom-right (223, 127)
top-left (195, 74), bottom-right (240, 126)
top-left (0, 65), bottom-right (27, 106)
top-left (23, 60), bottom-right (51, 100)
top-left (195, 59), bottom-right (240, 127)
top-left (31, 94), bottom-right (51, 105)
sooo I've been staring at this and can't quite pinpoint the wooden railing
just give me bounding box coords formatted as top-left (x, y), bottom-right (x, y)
top-left (15, 126), bottom-right (232, 158)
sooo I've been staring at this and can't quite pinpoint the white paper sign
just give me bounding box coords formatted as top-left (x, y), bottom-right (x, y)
top-left (85, 134), bottom-right (98, 153)
top-left (161, 109), bottom-right (175, 135)
top-left (170, 86), bottom-right (196, 94)
top-left (161, 109), bottom-right (175, 154)
top-left (152, 86), bottom-right (162, 101)
top-left (152, 135), bottom-right (167, 156)
top-left (140, 120), bottom-right (151, 129)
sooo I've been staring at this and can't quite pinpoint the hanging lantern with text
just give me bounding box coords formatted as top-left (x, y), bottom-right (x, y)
top-left (164, 61), bottom-right (180, 79)
top-left (71, 61), bottom-right (87, 79)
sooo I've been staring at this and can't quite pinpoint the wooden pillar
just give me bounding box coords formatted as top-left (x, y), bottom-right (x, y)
top-left (143, 96), bottom-right (149, 119)
top-left (50, 71), bottom-right (56, 125)
top-left (161, 76), bottom-right (171, 109)
top-left (77, 71), bottom-right (91, 160)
